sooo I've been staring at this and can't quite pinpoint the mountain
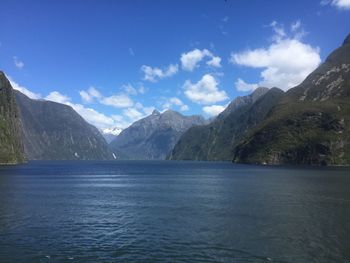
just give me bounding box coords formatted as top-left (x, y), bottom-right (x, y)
top-left (15, 91), bottom-right (115, 160)
top-left (168, 87), bottom-right (284, 161)
top-left (100, 127), bottom-right (123, 143)
top-left (0, 72), bottom-right (25, 164)
top-left (109, 109), bottom-right (207, 160)
top-left (233, 34), bottom-right (350, 165)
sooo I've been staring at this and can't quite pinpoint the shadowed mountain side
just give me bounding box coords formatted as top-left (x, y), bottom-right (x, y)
top-left (0, 72), bottom-right (25, 164)
top-left (15, 91), bottom-right (115, 160)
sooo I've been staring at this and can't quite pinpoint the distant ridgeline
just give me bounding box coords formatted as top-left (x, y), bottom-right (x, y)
top-left (109, 109), bottom-right (207, 160)
top-left (0, 33), bottom-right (349, 165)
top-left (169, 33), bottom-right (350, 165)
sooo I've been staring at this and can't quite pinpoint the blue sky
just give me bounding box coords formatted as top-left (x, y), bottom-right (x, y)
top-left (0, 0), bottom-right (349, 130)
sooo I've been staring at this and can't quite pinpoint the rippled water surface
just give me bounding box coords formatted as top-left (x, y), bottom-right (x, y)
top-left (0, 161), bottom-right (350, 263)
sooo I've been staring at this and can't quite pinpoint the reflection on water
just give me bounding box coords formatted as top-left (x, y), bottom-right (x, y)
top-left (0, 161), bottom-right (349, 262)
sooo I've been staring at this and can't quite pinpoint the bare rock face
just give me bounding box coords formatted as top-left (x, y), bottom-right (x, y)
top-left (15, 91), bottom-right (114, 160)
top-left (233, 34), bottom-right (350, 166)
top-left (0, 72), bottom-right (25, 164)
top-left (109, 110), bottom-right (207, 160)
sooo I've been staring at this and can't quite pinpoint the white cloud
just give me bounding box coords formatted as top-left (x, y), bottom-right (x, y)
top-left (100, 94), bottom-right (133, 108)
top-left (162, 97), bottom-right (189, 111)
top-left (79, 86), bottom-right (133, 108)
top-left (202, 104), bottom-right (226, 117)
top-left (123, 108), bottom-right (144, 121)
top-left (13, 56), bottom-right (24, 69)
top-left (230, 21), bottom-right (321, 91)
top-left (79, 90), bottom-right (92, 103)
top-left (7, 76), bottom-right (41, 99)
top-left (235, 78), bottom-right (259, 92)
top-left (123, 84), bottom-right (138, 95)
top-left (183, 74), bottom-right (228, 104)
top-left (141, 64), bottom-right (178, 82)
top-left (45, 91), bottom-right (71, 104)
top-left (115, 103), bottom-right (156, 128)
top-left (269, 21), bottom-right (286, 41)
top-left (79, 86), bottom-right (101, 103)
top-left (321, 0), bottom-right (350, 9)
top-left (207, 56), bottom-right (222, 68)
top-left (180, 105), bottom-right (189, 111)
top-left (143, 106), bottom-right (155, 115)
top-left (72, 103), bottom-right (116, 129)
top-left (291, 20), bottom-right (301, 32)
top-left (111, 114), bottom-right (132, 129)
top-left (180, 49), bottom-right (221, 71)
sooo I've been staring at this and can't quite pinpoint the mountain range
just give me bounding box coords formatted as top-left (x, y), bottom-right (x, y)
top-left (109, 109), bottom-right (207, 160)
top-left (0, 33), bottom-right (349, 166)
top-left (170, 33), bottom-right (350, 165)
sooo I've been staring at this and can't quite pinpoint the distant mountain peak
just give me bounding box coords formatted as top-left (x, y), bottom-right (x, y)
top-left (110, 109), bottom-right (207, 160)
top-left (152, 109), bottom-right (160, 115)
top-left (251, 87), bottom-right (270, 102)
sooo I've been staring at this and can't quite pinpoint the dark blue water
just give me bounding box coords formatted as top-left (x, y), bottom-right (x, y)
top-left (0, 161), bottom-right (350, 263)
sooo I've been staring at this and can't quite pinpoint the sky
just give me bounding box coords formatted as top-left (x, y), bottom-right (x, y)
top-left (0, 0), bottom-right (349, 131)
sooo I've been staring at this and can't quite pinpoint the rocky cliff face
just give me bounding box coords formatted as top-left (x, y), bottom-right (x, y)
top-left (0, 72), bottom-right (25, 164)
top-left (233, 34), bottom-right (350, 165)
top-left (15, 91), bottom-right (114, 160)
top-left (109, 110), bottom-right (207, 160)
top-left (168, 87), bottom-right (282, 161)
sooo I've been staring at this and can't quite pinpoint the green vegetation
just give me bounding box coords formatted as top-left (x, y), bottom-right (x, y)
top-left (0, 72), bottom-right (26, 164)
top-left (233, 35), bottom-right (350, 165)
top-left (169, 88), bottom-right (284, 161)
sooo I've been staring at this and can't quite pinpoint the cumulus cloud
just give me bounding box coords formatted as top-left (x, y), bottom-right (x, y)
top-left (183, 74), bottom-right (228, 104)
top-left (202, 104), bottom-right (226, 117)
top-left (79, 86), bottom-right (102, 103)
top-left (79, 86), bottom-right (133, 108)
top-left (7, 76), bottom-right (41, 99)
top-left (321, 0), bottom-right (350, 9)
top-left (13, 56), bottom-right (24, 69)
top-left (207, 56), bottom-right (222, 68)
top-left (100, 94), bottom-right (133, 108)
top-left (235, 78), bottom-right (259, 92)
top-left (141, 64), bottom-right (178, 82)
top-left (116, 103), bottom-right (156, 128)
top-left (122, 108), bottom-right (144, 121)
top-left (180, 49), bottom-right (221, 71)
top-left (122, 83), bottom-right (147, 95)
top-left (162, 97), bottom-right (189, 111)
top-left (230, 20), bottom-right (321, 91)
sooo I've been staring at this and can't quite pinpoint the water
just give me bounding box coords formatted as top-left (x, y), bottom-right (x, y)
top-left (0, 161), bottom-right (349, 263)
